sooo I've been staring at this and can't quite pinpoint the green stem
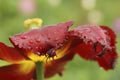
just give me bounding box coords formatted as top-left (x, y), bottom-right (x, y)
top-left (36, 61), bottom-right (44, 80)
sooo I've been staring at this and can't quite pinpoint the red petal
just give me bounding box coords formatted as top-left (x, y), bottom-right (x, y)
top-left (0, 61), bottom-right (35, 80)
top-left (44, 52), bottom-right (74, 78)
top-left (9, 21), bottom-right (73, 56)
top-left (68, 25), bottom-right (118, 70)
top-left (0, 42), bottom-right (27, 63)
top-left (100, 26), bottom-right (116, 46)
top-left (94, 26), bottom-right (118, 70)
top-left (94, 49), bottom-right (117, 70)
top-left (69, 25), bottom-right (111, 47)
top-left (73, 42), bottom-right (100, 59)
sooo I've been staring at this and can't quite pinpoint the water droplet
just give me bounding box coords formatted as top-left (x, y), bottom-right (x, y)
top-left (29, 40), bottom-right (33, 44)
top-left (18, 44), bottom-right (22, 48)
top-left (14, 42), bottom-right (18, 45)
top-left (63, 39), bottom-right (67, 42)
top-left (28, 46), bottom-right (31, 49)
top-left (84, 39), bottom-right (88, 44)
top-left (65, 36), bottom-right (69, 39)
top-left (98, 37), bottom-right (103, 41)
top-left (36, 52), bottom-right (41, 55)
top-left (39, 47), bottom-right (42, 50)
top-left (21, 36), bottom-right (27, 39)
top-left (58, 43), bottom-right (63, 47)
top-left (35, 47), bottom-right (39, 49)
top-left (80, 32), bottom-right (83, 34)
top-left (36, 39), bottom-right (41, 42)
top-left (55, 38), bottom-right (59, 41)
top-left (89, 41), bottom-right (93, 44)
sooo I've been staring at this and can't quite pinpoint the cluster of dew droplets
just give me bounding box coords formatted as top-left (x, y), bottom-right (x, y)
top-left (19, 34), bottom-right (44, 56)
top-left (20, 35), bottom-right (27, 39)
top-left (94, 31), bottom-right (113, 58)
top-left (80, 27), bottom-right (112, 57)
top-left (16, 35), bottom-right (28, 48)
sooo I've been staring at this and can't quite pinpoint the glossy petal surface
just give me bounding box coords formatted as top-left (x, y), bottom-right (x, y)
top-left (0, 42), bottom-right (26, 63)
top-left (10, 21), bottom-right (73, 56)
top-left (0, 61), bottom-right (35, 80)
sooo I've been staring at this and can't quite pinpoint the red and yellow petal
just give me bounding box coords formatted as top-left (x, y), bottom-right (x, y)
top-left (68, 25), bottom-right (118, 70)
top-left (0, 42), bottom-right (27, 63)
top-left (44, 52), bottom-right (74, 78)
top-left (9, 21), bottom-right (73, 56)
top-left (0, 60), bottom-right (35, 80)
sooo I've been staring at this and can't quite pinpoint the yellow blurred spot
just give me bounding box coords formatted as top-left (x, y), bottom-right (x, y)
top-left (28, 53), bottom-right (45, 62)
top-left (24, 18), bottom-right (43, 29)
top-left (81, 0), bottom-right (96, 10)
top-left (48, 0), bottom-right (61, 7)
top-left (87, 10), bottom-right (103, 24)
top-left (19, 60), bottom-right (35, 74)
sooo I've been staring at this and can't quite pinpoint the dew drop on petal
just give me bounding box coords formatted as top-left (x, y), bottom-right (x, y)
top-left (29, 40), bottom-right (33, 44)
top-left (35, 47), bottom-right (39, 50)
top-left (98, 37), bottom-right (103, 41)
top-left (54, 31), bottom-right (57, 34)
top-left (21, 36), bottom-right (27, 39)
top-left (36, 52), bottom-right (41, 55)
top-left (39, 47), bottom-right (42, 50)
top-left (55, 38), bottom-right (59, 41)
top-left (36, 39), bottom-right (41, 42)
top-left (58, 43), bottom-right (63, 47)
top-left (28, 46), bottom-right (31, 49)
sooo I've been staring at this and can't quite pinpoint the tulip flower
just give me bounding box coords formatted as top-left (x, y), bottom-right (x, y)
top-left (0, 19), bottom-right (118, 80)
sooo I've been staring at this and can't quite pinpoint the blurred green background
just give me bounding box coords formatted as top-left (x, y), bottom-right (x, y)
top-left (0, 0), bottom-right (120, 80)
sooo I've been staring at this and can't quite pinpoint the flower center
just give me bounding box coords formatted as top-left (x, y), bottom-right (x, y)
top-left (27, 40), bottom-right (72, 63)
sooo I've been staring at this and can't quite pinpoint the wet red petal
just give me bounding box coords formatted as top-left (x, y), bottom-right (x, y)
top-left (94, 49), bottom-right (117, 70)
top-left (0, 42), bottom-right (27, 63)
top-left (44, 52), bottom-right (74, 78)
top-left (73, 42), bottom-right (99, 60)
top-left (10, 21), bottom-right (73, 56)
top-left (94, 26), bottom-right (118, 70)
top-left (69, 25), bottom-right (111, 47)
top-left (100, 26), bottom-right (116, 46)
top-left (0, 61), bottom-right (35, 80)
top-left (68, 25), bottom-right (118, 70)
